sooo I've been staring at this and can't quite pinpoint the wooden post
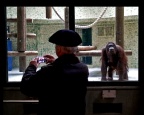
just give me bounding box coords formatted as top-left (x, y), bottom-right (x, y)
top-left (17, 7), bottom-right (27, 72)
top-left (46, 7), bottom-right (52, 19)
top-left (65, 7), bottom-right (69, 29)
top-left (116, 7), bottom-right (124, 48)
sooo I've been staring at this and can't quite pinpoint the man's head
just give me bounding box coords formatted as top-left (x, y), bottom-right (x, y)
top-left (48, 29), bottom-right (82, 57)
top-left (48, 29), bottom-right (82, 47)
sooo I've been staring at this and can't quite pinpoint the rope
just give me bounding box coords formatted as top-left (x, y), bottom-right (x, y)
top-left (52, 7), bottom-right (65, 23)
top-left (52, 7), bottom-right (108, 29)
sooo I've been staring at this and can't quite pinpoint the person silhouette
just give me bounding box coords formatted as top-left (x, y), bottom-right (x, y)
top-left (20, 29), bottom-right (89, 115)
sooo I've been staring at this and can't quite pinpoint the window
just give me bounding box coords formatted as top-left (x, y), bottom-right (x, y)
top-left (97, 24), bottom-right (114, 37)
top-left (3, 6), bottom-right (139, 86)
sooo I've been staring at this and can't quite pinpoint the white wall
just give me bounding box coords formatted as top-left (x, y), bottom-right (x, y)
top-left (6, 6), bottom-right (138, 19)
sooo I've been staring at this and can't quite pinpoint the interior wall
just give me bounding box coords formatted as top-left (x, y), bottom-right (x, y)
top-left (4, 7), bottom-right (140, 115)
top-left (3, 86), bottom-right (140, 115)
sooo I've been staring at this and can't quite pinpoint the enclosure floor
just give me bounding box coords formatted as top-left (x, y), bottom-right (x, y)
top-left (8, 68), bottom-right (138, 82)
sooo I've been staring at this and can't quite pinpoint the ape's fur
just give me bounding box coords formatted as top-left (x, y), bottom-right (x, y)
top-left (100, 42), bottom-right (128, 81)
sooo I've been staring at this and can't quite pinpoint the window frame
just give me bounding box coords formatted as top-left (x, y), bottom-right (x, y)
top-left (2, 6), bottom-right (139, 87)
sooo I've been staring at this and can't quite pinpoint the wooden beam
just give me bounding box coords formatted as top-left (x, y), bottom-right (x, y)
top-left (46, 7), bottom-right (52, 19)
top-left (17, 7), bottom-right (27, 72)
top-left (76, 50), bottom-right (132, 56)
top-left (116, 7), bottom-right (124, 48)
top-left (78, 46), bottom-right (97, 51)
top-left (7, 18), bottom-right (33, 23)
top-left (17, 7), bottom-right (26, 52)
top-left (65, 7), bottom-right (69, 29)
top-left (8, 50), bottom-right (132, 57)
top-left (8, 51), bottom-right (38, 57)
top-left (7, 33), bottom-right (36, 38)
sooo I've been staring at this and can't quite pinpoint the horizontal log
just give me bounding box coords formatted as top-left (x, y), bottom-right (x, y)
top-left (8, 50), bottom-right (132, 57)
top-left (3, 100), bottom-right (39, 103)
top-left (7, 33), bottom-right (36, 38)
top-left (76, 50), bottom-right (132, 56)
top-left (8, 51), bottom-right (38, 57)
top-left (7, 18), bottom-right (33, 23)
top-left (78, 46), bottom-right (97, 51)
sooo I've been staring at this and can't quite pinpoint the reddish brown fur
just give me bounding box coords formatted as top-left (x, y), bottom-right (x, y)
top-left (100, 42), bottom-right (128, 81)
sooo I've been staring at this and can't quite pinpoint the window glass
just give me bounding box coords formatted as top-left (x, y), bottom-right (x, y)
top-left (7, 6), bottom-right (138, 83)
top-left (75, 6), bottom-right (138, 82)
top-left (7, 6), bottom-right (66, 82)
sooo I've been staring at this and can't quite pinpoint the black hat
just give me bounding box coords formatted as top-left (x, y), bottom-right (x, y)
top-left (48, 29), bottom-right (82, 47)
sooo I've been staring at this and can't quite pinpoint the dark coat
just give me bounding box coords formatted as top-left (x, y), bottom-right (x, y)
top-left (20, 54), bottom-right (89, 115)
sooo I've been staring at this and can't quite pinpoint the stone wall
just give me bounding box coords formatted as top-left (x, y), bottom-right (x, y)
top-left (7, 16), bottom-right (138, 68)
